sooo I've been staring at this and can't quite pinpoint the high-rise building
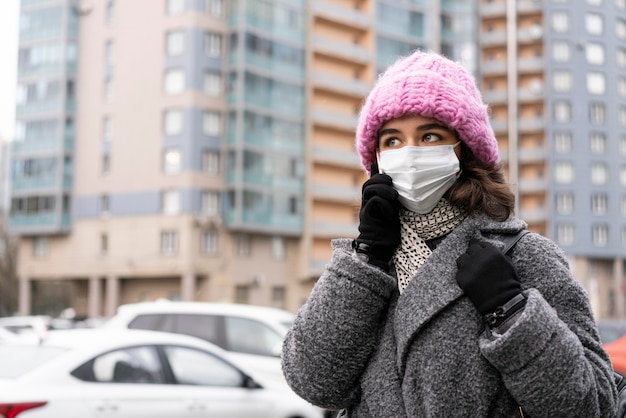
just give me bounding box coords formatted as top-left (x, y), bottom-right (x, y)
top-left (477, 0), bottom-right (626, 319)
top-left (10, 0), bottom-right (476, 317)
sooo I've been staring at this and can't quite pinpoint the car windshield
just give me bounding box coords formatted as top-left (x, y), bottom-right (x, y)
top-left (280, 320), bottom-right (293, 330)
top-left (0, 345), bottom-right (68, 378)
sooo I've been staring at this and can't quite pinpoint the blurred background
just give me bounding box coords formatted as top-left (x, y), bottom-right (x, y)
top-left (0, 0), bottom-right (624, 328)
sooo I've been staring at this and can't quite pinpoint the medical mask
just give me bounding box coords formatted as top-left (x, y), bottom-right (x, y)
top-left (378, 143), bottom-right (461, 214)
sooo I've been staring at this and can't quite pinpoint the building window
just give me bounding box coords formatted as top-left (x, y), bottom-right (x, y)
top-left (206, 0), bottom-right (223, 17)
top-left (552, 11), bottom-right (569, 32)
top-left (592, 193), bottom-right (608, 215)
top-left (554, 101), bottom-right (571, 122)
top-left (590, 132), bottom-right (606, 154)
top-left (619, 48), bottom-right (626, 68)
top-left (236, 234), bottom-right (251, 257)
top-left (203, 71), bottom-right (222, 96)
top-left (203, 111), bottom-right (221, 135)
top-left (102, 116), bottom-right (112, 142)
top-left (587, 72), bottom-right (605, 94)
top-left (591, 163), bottom-right (608, 185)
top-left (555, 161), bottom-right (574, 183)
top-left (102, 154), bottom-right (110, 176)
top-left (585, 42), bottom-right (604, 64)
top-left (271, 236), bottom-right (285, 260)
top-left (33, 236), bottom-right (48, 257)
top-left (590, 103), bottom-right (605, 124)
top-left (585, 13), bottom-right (603, 35)
top-left (200, 229), bottom-right (218, 255)
top-left (101, 233), bottom-right (108, 255)
top-left (166, 0), bottom-right (185, 15)
top-left (622, 196), bottom-right (626, 216)
top-left (556, 192), bottom-right (574, 214)
top-left (620, 107), bottom-right (626, 127)
top-left (618, 19), bottom-right (626, 39)
top-left (618, 0), bottom-right (626, 10)
top-left (592, 224), bottom-right (609, 246)
top-left (621, 136), bottom-right (626, 156)
top-left (552, 41), bottom-right (570, 62)
top-left (163, 109), bottom-right (183, 135)
top-left (201, 191), bottom-right (220, 215)
top-left (161, 230), bottom-right (178, 255)
top-left (553, 71), bottom-right (572, 92)
top-left (104, 77), bottom-right (113, 101)
top-left (166, 30), bottom-right (184, 56)
top-left (100, 194), bottom-right (110, 215)
top-left (557, 223), bottom-right (575, 246)
top-left (164, 69), bottom-right (185, 94)
top-left (204, 32), bottom-right (222, 56)
top-left (234, 285), bottom-right (249, 304)
top-left (201, 150), bottom-right (219, 175)
top-left (105, 40), bottom-right (115, 69)
top-left (106, 0), bottom-right (115, 25)
top-left (163, 149), bottom-right (181, 174)
top-left (161, 189), bottom-right (181, 214)
top-left (554, 131), bottom-right (572, 153)
top-left (272, 286), bottom-right (286, 310)
top-left (587, 0), bottom-right (602, 5)
top-left (621, 166), bottom-right (626, 186)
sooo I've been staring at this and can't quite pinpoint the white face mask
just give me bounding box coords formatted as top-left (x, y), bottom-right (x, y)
top-left (378, 143), bottom-right (461, 214)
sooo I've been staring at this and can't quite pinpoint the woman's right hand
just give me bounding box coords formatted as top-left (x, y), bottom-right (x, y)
top-left (354, 172), bottom-right (401, 271)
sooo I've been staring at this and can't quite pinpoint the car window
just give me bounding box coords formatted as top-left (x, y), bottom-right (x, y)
top-left (72, 345), bottom-right (166, 384)
top-left (0, 345), bottom-right (67, 378)
top-left (128, 314), bottom-right (227, 349)
top-left (163, 345), bottom-right (244, 386)
top-left (225, 317), bottom-right (283, 357)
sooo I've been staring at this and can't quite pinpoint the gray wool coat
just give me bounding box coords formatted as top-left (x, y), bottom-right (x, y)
top-left (281, 213), bottom-right (617, 417)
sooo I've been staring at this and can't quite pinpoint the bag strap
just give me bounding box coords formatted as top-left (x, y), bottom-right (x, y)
top-left (501, 229), bottom-right (530, 256)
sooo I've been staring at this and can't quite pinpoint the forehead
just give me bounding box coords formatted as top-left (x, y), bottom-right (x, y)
top-left (379, 114), bottom-right (449, 131)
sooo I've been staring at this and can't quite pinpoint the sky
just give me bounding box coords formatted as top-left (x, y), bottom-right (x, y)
top-left (0, 0), bottom-right (20, 142)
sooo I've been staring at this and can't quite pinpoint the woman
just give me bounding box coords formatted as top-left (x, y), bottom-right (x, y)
top-left (281, 50), bottom-right (617, 417)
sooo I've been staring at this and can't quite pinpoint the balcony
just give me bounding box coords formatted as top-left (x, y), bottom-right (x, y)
top-left (311, 1), bottom-right (371, 30)
top-left (479, 30), bottom-right (507, 47)
top-left (310, 182), bottom-right (360, 203)
top-left (312, 36), bottom-right (372, 64)
top-left (311, 71), bottom-right (371, 98)
top-left (311, 145), bottom-right (361, 169)
top-left (479, 2), bottom-right (507, 17)
top-left (310, 108), bottom-right (358, 131)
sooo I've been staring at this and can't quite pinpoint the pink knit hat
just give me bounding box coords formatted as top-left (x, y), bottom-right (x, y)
top-left (356, 50), bottom-right (499, 175)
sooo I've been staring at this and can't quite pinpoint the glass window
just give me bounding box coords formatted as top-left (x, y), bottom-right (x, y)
top-left (164, 109), bottom-right (183, 135)
top-left (101, 233), bottom-right (108, 255)
top-left (105, 40), bottom-right (115, 67)
top-left (161, 230), bottom-right (178, 255)
top-left (166, 0), bottom-right (185, 15)
top-left (619, 48), bottom-right (626, 68)
top-left (161, 190), bottom-right (180, 214)
top-left (552, 12), bottom-right (569, 32)
top-left (271, 286), bottom-right (286, 310)
top-left (203, 72), bottom-right (222, 96)
top-left (619, 19), bottom-right (626, 39)
top-left (206, 0), bottom-right (223, 17)
top-left (590, 103), bottom-right (605, 124)
top-left (553, 71), bottom-right (572, 91)
top-left (586, 42), bottom-right (604, 64)
top-left (619, 77), bottom-right (626, 97)
top-left (621, 166), bottom-right (626, 186)
top-left (166, 31), bottom-right (184, 56)
top-left (585, 13), bottom-right (603, 35)
top-left (75, 346), bottom-right (165, 383)
top-left (163, 149), bottom-right (181, 174)
top-left (271, 236), bottom-right (285, 260)
top-left (592, 224), bottom-right (609, 246)
top-left (201, 229), bottom-right (218, 255)
top-left (620, 136), bottom-right (626, 156)
top-left (106, 0), bottom-right (115, 25)
top-left (591, 162), bottom-right (608, 185)
top-left (201, 150), bottom-right (219, 175)
top-left (618, 0), bottom-right (626, 9)
top-left (33, 236), bottom-right (48, 257)
top-left (587, 72), bottom-right (605, 94)
top-left (164, 346), bottom-right (243, 386)
top-left (555, 161), bottom-right (574, 183)
top-left (587, 0), bottom-right (602, 4)
top-left (104, 77), bottom-right (113, 101)
top-left (552, 41), bottom-right (570, 62)
top-left (201, 191), bottom-right (219, 215)
top-left (555, 131), bottom-right (572, 153)
top-left (556, 192), bottom-right (574, 214)
top-left (225, 317), bottom-right (283, 357)
top-left (102, 154), bottom-right (110, 176)
top-left (205, 32), bottom-right (222, 57)
top-left (592, 193), bottom-right (608, 215)
top-left (203, 111), bottom-right (221, 135)
top-left (590, 132), bottom-right (606, 154)
top-left (554, 101), bottom-right (571, 122)
top-left (102, 116), bottom-right (112, 142)
top-left (557, 223), bottom-right (575, 246)
top-left (236, 234), bottom-right (250, 257)
top-left (621, 107), bottom-right (626, 127)
top-left (164, 69), bottom-right (184, 94)
top-left (100, 194), bottom-right (110, 215)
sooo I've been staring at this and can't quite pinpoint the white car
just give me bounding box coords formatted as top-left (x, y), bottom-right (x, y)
top-left (0, 328), bottom-right (323, 418)
top-left (103, 301), bottom-right (294, 384)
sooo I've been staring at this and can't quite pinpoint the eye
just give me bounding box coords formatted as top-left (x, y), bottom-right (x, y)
top-left (423, 133), bottom-right (443, 143)
top-left (381, 136), bottom-right (402, 148)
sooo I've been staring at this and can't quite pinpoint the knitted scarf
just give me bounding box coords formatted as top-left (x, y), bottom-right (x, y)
top-left (393, 199), bottom-right (467, 293)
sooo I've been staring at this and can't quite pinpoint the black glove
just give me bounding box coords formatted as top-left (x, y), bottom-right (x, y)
top-left (354, 168), bottom-right (400, 272)
top-left (455, 239), bottom-right (522, 318)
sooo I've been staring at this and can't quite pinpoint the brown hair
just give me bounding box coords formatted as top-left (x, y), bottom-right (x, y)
top-left (446, 142), bottom-right (515, 221)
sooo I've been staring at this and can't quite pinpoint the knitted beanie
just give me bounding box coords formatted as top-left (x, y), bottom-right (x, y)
top-left (356, 50), bottom-right (499, 175)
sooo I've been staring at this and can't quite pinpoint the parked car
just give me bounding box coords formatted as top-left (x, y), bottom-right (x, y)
top-left (598, 319), bottom-right (626, 344)
top-left (0, 328), bottom-right (324, 418)
top-left (103, 300), bottom-right (294, 383)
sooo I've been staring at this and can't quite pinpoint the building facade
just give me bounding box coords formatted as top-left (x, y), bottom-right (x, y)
top-left (478, 0), bottom-right (626, 319)
top-left (10, 0), bottom-right (476, 318)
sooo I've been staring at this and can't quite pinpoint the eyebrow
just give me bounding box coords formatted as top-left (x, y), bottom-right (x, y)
top-left (377, 123), bottom-right (451, 139)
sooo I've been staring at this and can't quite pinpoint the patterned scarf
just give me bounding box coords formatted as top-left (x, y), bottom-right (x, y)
top-left (393, 199), bottom-right (467, 293)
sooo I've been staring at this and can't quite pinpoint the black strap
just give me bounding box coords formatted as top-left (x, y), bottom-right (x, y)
top-left (501, 229), bottom-right (530, 256)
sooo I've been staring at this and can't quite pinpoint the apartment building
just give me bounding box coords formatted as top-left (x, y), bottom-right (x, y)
top-left (478, 0), bottom-right (626, 318)
top-left (10, 0), bottom-right (475, 318)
